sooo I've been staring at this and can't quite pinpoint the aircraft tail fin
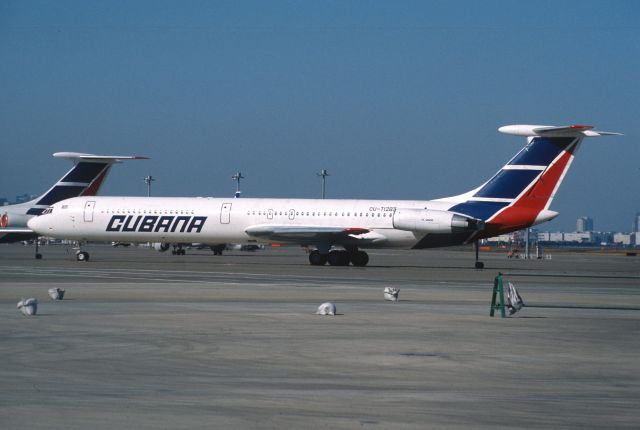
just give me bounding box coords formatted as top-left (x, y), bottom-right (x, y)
top-left (24, 152), bottom-right (148, 215)
top-left (440, 124), bottom-right (620, 236)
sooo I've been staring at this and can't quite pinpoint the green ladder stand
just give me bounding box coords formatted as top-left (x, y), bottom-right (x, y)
top-left (490, 273), bottom-right (506, 318)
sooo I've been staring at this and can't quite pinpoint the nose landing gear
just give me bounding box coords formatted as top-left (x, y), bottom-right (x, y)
top-left (76, 250), bottom-right (90, 262)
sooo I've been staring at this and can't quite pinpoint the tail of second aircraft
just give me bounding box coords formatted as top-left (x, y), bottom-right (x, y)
top-left (21, 152), bottom-right (148, 216)
top-left (0, 153), bottom-right (147, 243)
top-left (438, 124), bottom-right (621, 238)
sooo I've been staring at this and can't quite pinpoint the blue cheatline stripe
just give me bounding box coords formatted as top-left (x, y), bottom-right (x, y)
top-left (508, 137), bottom-right (575, 166)
top-left (61, 162), bottom-right (107, 183)
top-left (36, 185), bottom-right (86, 206)
top-left (474, 169), bottom-right (540, 199)
top-left (26, 208), bottom-right (45, 215)
top-left (449, 201), bottom-right (509, 221)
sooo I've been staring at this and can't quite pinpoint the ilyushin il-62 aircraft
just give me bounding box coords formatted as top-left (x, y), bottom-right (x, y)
top-left (28, 124), bottom-right (620, 266)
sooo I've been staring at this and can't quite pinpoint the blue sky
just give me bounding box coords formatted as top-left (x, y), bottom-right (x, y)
top-left (1, 0), bottom-right (638, 231)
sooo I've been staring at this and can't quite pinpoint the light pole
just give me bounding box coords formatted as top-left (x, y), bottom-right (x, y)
top-left (317, 169), bottom-right (330, 199)
top-left (143, 175), bottom-right (155, 197)
top-left (232, 172), bottom-right (245, 197)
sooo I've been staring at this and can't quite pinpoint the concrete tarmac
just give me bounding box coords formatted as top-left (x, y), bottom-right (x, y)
top-left (1, 243), bottom-right (639, 429)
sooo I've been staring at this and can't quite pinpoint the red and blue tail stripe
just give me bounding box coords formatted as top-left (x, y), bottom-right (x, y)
top-left (25, 162), bottom-right (113, 215)
top-left (447, 135), bottom-right (582, 241)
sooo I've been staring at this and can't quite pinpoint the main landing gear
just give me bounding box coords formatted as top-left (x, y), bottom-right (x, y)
top-left (309, 248), bottom-right (369, 267)
top-left (210, 244), bottom-right (225, 256)
top-left (171, 244), bottom-right (186, 255)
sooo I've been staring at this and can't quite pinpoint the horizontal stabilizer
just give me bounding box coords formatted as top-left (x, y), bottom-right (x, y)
top-left (498, 124), bottom-right (622, 138)
top-left (53, 152), bottom-right (149, 162)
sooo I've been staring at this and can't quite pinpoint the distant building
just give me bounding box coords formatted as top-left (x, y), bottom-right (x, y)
top-left (613, 233), bottom-right (633, 246)
top-left (485, 233), bottom-right (516, 243)
top-left (633, 212), bottom-right (640, 233)
top-left (549, 232), bottom-right (564, 242)
top-left (564, 232), bottom-right (595, 243)
top-left (576, 216), bottom-right (594, 232)
top-left (0, 197), bottom-right (7, 206)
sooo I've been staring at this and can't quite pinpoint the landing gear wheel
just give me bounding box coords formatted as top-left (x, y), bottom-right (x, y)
top-left (309, 250), bottom-right (327, 266)
top-left (328, 250), bottom-right (350, 266)
top-left (350, 250), bottom-right (369, 267)
top-left (35, 253), bottom-right (42, 260)
top-left (76, 251), bottom-right (89, 262)
top-left (475, 261), bottom-right (484, 269)
top-left (179, 249), bottom-right (186, 256)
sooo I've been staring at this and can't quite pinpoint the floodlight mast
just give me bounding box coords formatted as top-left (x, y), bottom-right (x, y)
top-left (232, 171), bottom-right (245, 196)
top-left (317, 169), bottom-right (330, 199)
top-left (143, 175), bottom-right (155, 197)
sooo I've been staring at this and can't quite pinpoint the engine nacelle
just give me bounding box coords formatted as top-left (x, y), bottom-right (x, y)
top-left (152, 242), bottom-right (171, 252)
top-left (393, 209), bottom-right (484, 234)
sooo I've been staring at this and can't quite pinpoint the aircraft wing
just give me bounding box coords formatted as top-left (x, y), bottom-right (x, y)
top-left (245, 225), bottom-right (372, 243)
top-left (0, 228), bottom-right (34, 234)
top-left (0, 228), bottom-right (37, 244)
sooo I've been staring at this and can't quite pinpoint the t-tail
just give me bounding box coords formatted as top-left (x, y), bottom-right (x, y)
top-left (22, 153), bottom-right (148, 216)
top-left (438, 124), bottom-right (622, 240)
top-left (0, 152), bottom-right (147, 243)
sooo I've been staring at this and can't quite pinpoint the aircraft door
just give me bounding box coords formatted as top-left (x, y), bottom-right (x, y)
top-left (83, 201), bottom-right (95, 222)
top-left (220, 203), bottom-right (232, 224)
top-left (267, 209), bottom-right (274, 220)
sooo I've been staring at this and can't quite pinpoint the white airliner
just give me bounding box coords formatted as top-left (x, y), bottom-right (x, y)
top-left (28, 124), bottom-right (620, 265)
top-left (1, 152), bottom-right (147, 255)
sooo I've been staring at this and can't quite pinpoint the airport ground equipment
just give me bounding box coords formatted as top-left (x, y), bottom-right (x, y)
top-left (490, 274), bottom-right (507, 318)
top-left (490, 273), bottom-right (525, 317)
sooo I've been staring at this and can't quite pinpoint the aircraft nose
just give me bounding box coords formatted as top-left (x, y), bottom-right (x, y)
top-left (27, 215), bottom-right (49, 234)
